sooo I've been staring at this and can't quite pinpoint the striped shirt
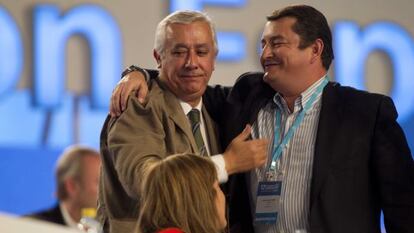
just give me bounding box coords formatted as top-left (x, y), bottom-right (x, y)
top-left (250, 76), bottom-right (326, 233)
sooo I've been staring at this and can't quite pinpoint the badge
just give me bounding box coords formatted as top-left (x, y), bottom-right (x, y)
top-left (254, 181), bottom-right (282, 224)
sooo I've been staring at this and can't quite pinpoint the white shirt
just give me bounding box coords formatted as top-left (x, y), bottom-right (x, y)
top-left (59, 203), bottom-right (78, 229)
top-left (180, 99), bottom-right (228, 183)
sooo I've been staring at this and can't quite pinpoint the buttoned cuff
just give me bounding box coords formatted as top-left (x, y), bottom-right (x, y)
top-left (210, 154), bottom-right (228, 183)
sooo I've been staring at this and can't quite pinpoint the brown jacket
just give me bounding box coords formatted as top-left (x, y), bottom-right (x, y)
top-left (97, 77), bottom-right (221, 233)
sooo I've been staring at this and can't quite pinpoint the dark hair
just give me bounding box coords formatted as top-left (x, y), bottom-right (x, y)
top-left (267, 5), bottom-right (334, 70)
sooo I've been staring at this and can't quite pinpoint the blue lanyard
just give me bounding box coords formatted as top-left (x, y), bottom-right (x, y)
top-left (269, 78), bottom-right (328, 171)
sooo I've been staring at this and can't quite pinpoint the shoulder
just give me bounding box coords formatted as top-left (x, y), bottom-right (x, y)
top-left (325, 82), bottom-right (396, 118)
top-left (229, 71), bottom-right (273, 103)
top-left (139, 77), bottom-right (166, 107)
top-left (233, 71), bottom-right (265, 89)
top-left (157, 228), bottom-right (185, 233)
top-left (107, 78), bottom-right (181, 133)
top-left (327, 82), bottom-right (389, 105)
top-left (105, 85), bottom-right (160, 136)
top-left (24, 205), bottom-right (64, 225)
top-left (117, 78), bottom-right (167, 119)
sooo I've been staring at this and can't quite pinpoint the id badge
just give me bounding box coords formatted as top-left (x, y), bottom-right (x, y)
top-left (254, 181), bottom-right (282, 224)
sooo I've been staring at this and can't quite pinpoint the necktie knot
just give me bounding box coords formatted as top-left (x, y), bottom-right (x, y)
top-left (188, 109), bottom-right (201, 124)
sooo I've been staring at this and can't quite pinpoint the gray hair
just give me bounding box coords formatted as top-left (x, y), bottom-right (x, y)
top-left (55, 145), bottom-right (99, 200)
top-left (154, 10), bottom-right (218, 55)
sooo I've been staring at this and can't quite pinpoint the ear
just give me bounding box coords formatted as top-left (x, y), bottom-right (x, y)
top-left (310, 38), bottom-right (324, 64)
top-left (153, 50), bottom-right (162, 69)
top-left (64, 177), bottom-right (80, 197)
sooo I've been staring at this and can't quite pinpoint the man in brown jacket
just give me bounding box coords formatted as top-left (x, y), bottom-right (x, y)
top-left (98, 10), bottom-right (268, 233)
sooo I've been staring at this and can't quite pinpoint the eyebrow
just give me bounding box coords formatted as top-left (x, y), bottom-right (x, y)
top-left (264, 35), bottom-right (285, 42)
top-left (261, 35), bottom-right (286, 47)
top-left (173, 43), bottom-right (210, 49)
top-left (195, 44), bottom-right (210, 49)
top-left (173, 44), bottom-right (189, 50)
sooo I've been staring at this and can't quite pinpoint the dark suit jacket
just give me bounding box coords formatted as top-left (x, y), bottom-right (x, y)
top-left (25, 204), bottom-right (66, 226)
top-left (203, 72), bottom-right (414, 233)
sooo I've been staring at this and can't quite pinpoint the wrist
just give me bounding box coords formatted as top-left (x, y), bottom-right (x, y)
top-left (223, 152), bottom-right (235, 175)
top-left (122, 65), bottom-right (149, 81)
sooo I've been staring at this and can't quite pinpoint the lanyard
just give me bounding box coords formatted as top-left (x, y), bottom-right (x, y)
top-left (268, 78), bottom-right (328, 171)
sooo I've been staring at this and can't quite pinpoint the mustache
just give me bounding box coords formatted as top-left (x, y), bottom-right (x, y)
top-left (263, 58), bottom-right (282, 66)
top-left (178, 72), bottom-right (204, 76)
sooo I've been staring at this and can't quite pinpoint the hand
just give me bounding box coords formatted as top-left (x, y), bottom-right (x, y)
top-left (110, 71), bottom-right (148, 117)
top-left (223, 124), bottom-right (268, 175)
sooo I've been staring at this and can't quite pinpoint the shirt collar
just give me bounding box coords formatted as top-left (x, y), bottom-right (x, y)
top-left (59, 203), bottom-right (78, 229)
top-left (180, 98), bottom-right (203, 115)
top-left (273, 74), bottom-right (327, 113)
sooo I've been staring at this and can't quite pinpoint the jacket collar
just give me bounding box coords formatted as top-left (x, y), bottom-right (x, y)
top-left (155, 78), bottom-right (199, 154)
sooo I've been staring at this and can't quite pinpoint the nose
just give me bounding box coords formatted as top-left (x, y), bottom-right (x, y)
top-left (185, 50), bottom-right (198, 69)
top-left (261, 43), bottom-right (273, 59)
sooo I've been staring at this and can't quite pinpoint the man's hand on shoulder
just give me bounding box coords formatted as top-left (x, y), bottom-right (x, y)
top-left (110, 70), bottom-right (148, 117)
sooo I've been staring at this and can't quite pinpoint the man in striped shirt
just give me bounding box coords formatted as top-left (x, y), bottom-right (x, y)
top-left (110, 5), bottom-right (414, 233)
top-left (219, 6), bottom-right (413, 233)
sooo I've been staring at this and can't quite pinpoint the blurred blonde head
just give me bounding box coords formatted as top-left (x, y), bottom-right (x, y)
top-left (137, 154), bottom-right (223, 233)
